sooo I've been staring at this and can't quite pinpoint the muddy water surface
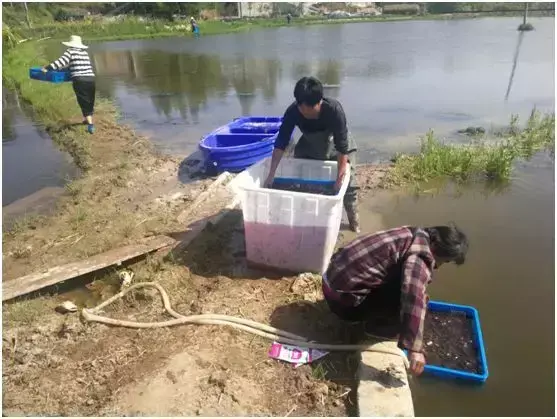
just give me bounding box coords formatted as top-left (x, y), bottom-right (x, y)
top-left (2, 89), bottom-right (77, 218)
top-left (356, 153), bottom-right (554, 416)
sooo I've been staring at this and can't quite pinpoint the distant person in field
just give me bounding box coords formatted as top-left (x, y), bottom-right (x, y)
top-left (190, 17), bottom-right (200, 37)
top-left (43, 35), bottom-right (96, 135)
top-left (287, 13), bottom-right (292, 24)
top-left (264, 76), bottom-right (360, 232)
top-left (322, 224), bottom-right (469, 376)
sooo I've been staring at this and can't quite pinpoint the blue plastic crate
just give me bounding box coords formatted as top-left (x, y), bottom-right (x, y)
top-left (406, 300), bottom-right (489, 383)
top-left (29, 67), bottom-right (71, 84)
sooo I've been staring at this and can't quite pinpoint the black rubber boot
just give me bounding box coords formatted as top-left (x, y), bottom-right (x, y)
top-left (345, 202), bottom-right (361, 233)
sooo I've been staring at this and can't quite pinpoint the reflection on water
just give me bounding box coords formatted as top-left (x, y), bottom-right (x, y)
top-left (2, 89), bottom-right (78, 208)
top-left (81, 17), bottom-right (554, 156)
top-left (357, 153), bottom-right (554, 416)
top-left (505, 31), bottom-right (525, 101)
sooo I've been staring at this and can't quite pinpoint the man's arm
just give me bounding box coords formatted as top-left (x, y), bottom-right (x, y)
top-left (331, 103), bottom-right (350, 189)
top-left (264, 107), bottom-right (296, 186)
top-left (398, 253), bottom-right (433, 354)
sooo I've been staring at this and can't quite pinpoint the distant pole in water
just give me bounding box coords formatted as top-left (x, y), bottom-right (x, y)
top-left (518, 2), bottom-right (534, 31)
top-left (505, 32), bottom-right (525, 101)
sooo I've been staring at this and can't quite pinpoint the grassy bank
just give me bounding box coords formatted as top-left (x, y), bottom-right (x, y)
top-left (388, 111), bottom-right (555, 188)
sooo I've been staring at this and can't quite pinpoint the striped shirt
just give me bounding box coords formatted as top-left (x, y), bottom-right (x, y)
top-left (48, 47), bottom-right (95, 79)
top-left (324, 226), bottom-right (435, 353)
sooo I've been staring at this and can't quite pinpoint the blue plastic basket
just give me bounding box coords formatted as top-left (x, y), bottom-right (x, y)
top-left (408, 300), bottom-right (489, 383)
top-left (29, 67), bottom-right (71, 84)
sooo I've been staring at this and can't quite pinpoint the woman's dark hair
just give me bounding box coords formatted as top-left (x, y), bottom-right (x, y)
top-left (424, 223), bottom-right (469, 265)
top-left (293, 76), bottom-right (323, 106)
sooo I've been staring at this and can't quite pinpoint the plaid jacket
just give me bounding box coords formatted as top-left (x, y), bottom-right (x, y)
top-left (324, 226), bottom-right (435, 353)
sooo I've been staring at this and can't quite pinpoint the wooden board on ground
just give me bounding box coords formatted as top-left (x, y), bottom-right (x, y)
top-left (2, 235), bottom-right (176, 302)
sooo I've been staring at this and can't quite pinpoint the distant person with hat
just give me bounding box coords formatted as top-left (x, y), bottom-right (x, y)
top-left (190, 17), bottom-right (200, 37)
top-left (42, 35), bottom-right (96, 134)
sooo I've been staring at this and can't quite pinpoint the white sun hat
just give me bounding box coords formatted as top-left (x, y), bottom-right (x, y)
top-left (62, 35), bottom-right (88, 49)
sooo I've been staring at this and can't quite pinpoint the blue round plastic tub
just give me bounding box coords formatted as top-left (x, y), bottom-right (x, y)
top-left (199, 131), bottom-right (277, 174)
top-left (228, 116), bottom-right (283, 134)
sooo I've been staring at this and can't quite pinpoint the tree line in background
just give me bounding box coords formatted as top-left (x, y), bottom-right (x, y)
top-left (2, 2), bottom-right (555, 28)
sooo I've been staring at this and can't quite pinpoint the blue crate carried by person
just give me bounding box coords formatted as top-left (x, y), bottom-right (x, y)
top-left (29, 67), bottom-right (71, 84)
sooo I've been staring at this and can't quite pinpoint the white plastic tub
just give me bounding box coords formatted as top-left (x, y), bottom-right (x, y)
top-left (229, 157), bottom-right (350, 274)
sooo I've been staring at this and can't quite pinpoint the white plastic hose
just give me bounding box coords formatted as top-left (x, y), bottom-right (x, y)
top-left (81, 282), bottom-right (410, 369)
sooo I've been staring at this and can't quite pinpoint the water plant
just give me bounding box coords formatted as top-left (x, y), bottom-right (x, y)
top-left (389, 110), bottom-right (555, 187)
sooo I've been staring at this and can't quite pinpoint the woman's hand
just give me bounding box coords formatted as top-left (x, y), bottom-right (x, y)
top-left (408, 351), bottom-right (426, 376)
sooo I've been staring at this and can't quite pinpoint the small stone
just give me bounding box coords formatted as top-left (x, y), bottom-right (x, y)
top-left (426, 341), bottom-right (433, 346)
top-left (86, 399), bottom-right (95, 406)
top-left (314, 383), bottom-right (329, 396)
top-left (55, 301), bottom-right (78, 314)
top-left (33, 326), bottom-right (50, 336)
top-left (30, 347), bottom-right (44, 357)
top-left (196, 409), bottom-right (203, 416)
top-left (333, 399), bottom-right (342, 407)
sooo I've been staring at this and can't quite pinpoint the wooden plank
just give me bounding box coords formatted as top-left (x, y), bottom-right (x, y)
top-left (2, 235), bottom-right (176, 302)
top-left (177, 172), bottom-right (233, 224)
top-left (174, 197), bottom-right (240, 253)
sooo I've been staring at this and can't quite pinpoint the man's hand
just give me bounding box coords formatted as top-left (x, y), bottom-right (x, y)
top-left (41, 67), bottom-right (48, 73)
top-left (263, 174), bottom-right (274, 188)
top-left (408, 351), bottom-right (426, 376)
top-left (334, 176), bottom-right (343, 193)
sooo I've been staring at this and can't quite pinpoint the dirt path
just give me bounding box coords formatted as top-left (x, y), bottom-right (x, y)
top-left (2, 156), bottom-right (392, 416)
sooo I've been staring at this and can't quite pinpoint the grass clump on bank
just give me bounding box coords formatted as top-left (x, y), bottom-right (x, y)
top-left (389, 111), bottom-right (555, 187)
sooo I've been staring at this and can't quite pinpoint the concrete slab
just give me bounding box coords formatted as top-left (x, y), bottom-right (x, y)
top-left (358, 342), bottom-right (414, 417)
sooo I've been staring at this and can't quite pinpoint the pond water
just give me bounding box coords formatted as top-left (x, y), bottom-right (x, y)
top-left (356, 152), bottom-right (554, 417)
top-left (85, 17), bottom-right (554, 157)
top-left (2, 88), bottom-right (77, 218)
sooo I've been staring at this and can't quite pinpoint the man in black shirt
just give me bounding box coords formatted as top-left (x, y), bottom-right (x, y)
top-left (264, 76), bottom-right (360, 232)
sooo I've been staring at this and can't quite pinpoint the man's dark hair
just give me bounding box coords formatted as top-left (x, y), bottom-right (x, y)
top-left (424, 223), bottom-right (469, 265)
top-left (293, 76), bottom-right (323, 106)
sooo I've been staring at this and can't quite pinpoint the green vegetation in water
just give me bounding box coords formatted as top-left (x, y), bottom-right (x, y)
top-left (389, 111), bottom-right (555, 187)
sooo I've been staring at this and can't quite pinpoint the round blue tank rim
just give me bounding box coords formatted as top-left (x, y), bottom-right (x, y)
top-left (199, 134), bottom-right (276, 152)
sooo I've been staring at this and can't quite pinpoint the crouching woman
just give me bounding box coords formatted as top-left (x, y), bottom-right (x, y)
top-left (322, 224), bottom-right (469, 376)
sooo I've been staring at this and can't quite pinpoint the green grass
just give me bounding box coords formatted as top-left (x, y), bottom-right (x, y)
top-left (9, 11), bottom-right (538, 44)
top-left (389, 111), bottom-right (555, 188)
